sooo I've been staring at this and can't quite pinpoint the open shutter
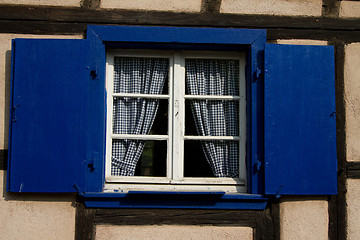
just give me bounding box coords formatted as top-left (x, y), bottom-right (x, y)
top-left (264, 44), bottom-right (337, 195)
top-left (8, 39), bottom-right (91, 192)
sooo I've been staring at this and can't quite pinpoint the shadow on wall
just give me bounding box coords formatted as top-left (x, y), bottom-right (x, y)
top-left (4, 50), bottom-right (10, 150)
top-left (2, 169), bottom-right (77, 204)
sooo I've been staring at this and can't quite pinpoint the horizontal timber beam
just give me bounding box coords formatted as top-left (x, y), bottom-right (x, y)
top-left (0, 5), bottom-right (359, 42)
top-left (347, 162), bottom-right (360, 179)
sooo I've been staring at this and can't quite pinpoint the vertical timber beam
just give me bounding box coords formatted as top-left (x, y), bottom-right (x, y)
top-left (328, 41), bottom-right (347, 240)
top-left (81, 0), bottom-right (100, 8)
top-left (75, 202), bottom-right (96, 240)
top-left (201, 0), bottom-right (222, 13)
top-left (254, 203), bottom-right (280, 240)
top-left (0, 149), bottom-right (7, 170)
top-left (322, 0), bottom-right (340, 17)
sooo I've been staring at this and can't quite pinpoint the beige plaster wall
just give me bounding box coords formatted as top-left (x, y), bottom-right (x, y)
top-left (339, 1), bottom-right (360, 18)
top-left (0, 33), bottom-right (82, 149)
top-left (347, 179), bottom-right (360, 240)
top-left (96, 225), bottom-right (253, 240)
top-left (0, 34), bottom-right (82, 239)
top-left (276, 39), bottom-right (328, 46)
top-left (0, 0), bottom-right (80, 6)
top-left (280, 198), bottom-right (328, 240)
top-left (0, 171), bottom-right (76, 240)
top-left (344, 43), bottom-right (360, 162)
top-left (221, 0), bottom-right (322, 16)
top-left (100, 0), bottom-right (202, 12)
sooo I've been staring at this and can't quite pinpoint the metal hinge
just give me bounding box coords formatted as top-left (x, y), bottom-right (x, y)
top-left (87, 66), bottom-right (98, 80)
top-left (85, 152), bottom-right (98, 171)
top-left (73, 184), bottom-right (84, 196)
top-left (11, 104), bottom-right (20, 122)
top-left (254, 160), bottom-right (262, 173)
top-left (253, 67), bottom-right (262, 82)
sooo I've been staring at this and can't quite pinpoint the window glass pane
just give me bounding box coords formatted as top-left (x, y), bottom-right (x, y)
top-left (113, 57), bottom-right (169, 94)
top-left (184, 140), bottom-right (239, 178)
top-left (112, 139), bottom-right (167, 177)
top-left (185, 59), bottom-right (239, 96)
top-left (185, 100), bottom-right (239, 136)
top-left (113, 98), bottom-right (168, 135)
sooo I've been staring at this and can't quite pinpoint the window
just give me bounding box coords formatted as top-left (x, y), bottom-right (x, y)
top-left (7, 25), bottom-right (337, 209)
top-left (105, 50), bottom-right (246, 192)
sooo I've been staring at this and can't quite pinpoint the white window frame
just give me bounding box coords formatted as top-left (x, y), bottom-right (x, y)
top-left (104, 49), bottom-right (247, 193)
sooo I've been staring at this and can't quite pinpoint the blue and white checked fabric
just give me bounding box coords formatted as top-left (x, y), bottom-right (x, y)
top-left (111, 57), bottom-right (168, 176)
top-left (186, 59), bottom-right (240, 178)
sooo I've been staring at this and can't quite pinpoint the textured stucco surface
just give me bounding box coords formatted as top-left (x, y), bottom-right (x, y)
top-left (344, 43), bottom-right (360, 162)
top-left (339, 1), bottom-right (360, 18)
top-left (347, 179), bottom-right (360, 240)
top-left (96, 225), bottom-right (253, 240)
top-left (280, 198), bottom-right (328, 240)
top-left (0, 170), bottom-right (76, 240)
top-left (276, 39), bottom-right (328, 46)
top-left (101, 0), bottom-right (201, 12)
top-left (221, 0), bottom-right (322, 16)
top-left (0, 34), bottom-right (82, 149)
top-left (0, 0), bottom-right (80, 6)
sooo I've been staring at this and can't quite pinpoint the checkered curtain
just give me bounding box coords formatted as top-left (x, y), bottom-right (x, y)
top-left (186, 59), bottom-right (239, 178)
top-left (112, 57), bottom-right (168, 176)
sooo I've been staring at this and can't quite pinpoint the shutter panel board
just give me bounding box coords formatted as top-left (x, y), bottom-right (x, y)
top-left (264, 44), bottom-right (337, 195)
top-left (8, 39), bottom-right (90, 192)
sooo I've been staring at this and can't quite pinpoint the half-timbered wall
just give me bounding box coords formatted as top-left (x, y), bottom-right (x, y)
top-left (0, 0), bottom-right (359, 239)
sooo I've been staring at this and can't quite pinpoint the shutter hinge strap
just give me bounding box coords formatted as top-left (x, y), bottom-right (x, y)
top-left (85, 152), bottom-right (98, 170)
top-left (254, 160), bottom-right (262, 173)
top-left (11, 104), bottom-right (20, 122)
top-left (88, 66), bottom-right (98, 80)
top-left (73, 184), bottom-right (84, 196)
top-left (253, 68), bottom-right (263, 82)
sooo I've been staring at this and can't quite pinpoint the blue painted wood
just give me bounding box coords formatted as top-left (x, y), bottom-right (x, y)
top-left (85, 28), bottom-right (107, 192)
top-left (249, 31), bottom-right (266, 195)
top-left (87, 25), bottom-right (266, 46)
top-left (264, 44), bottom-right (337, 195)
top-left (83, 192), bottom-right (268, 210)
top-left (8, 39), bottom-right (90, 192)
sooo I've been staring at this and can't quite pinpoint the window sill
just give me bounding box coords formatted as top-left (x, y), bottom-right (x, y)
top-left (82, 191), bottom-right (268, 210)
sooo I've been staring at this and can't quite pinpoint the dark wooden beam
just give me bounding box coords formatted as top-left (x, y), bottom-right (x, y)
top-left (322, 0), bottom-right (340, 17)
top-left (75, 202), bottom-right (96, 240)
top-left (0, 20), bottom-right (87, 35)
top-left (0, 5), bottom-right (359, 31)
top-left (201, 0), bottom-right (222, 13)
top-left (328, 41), bottom-right (347, 240)
top-left (81, 0), bottom-right (100, 9)
top-left (254, 202), bottom-right (280, 240)
top-left (0, 12), bottom-right (359, 41)
top-left (95, 209), bottom-right (258, 226)
top-left (0, 20), bottom-right (359, 42)
top-left (347, 162), bottom-right (360, 178)
top-left (266, 28), bottom-right (360, 42)
top-left (0, 149), bottom-right (7, 170)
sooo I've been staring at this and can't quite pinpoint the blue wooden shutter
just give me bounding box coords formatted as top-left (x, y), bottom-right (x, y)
top-left (264, 44), bottom-right (337, 195)
top-left (8, 39), bottom-right (93, 192)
